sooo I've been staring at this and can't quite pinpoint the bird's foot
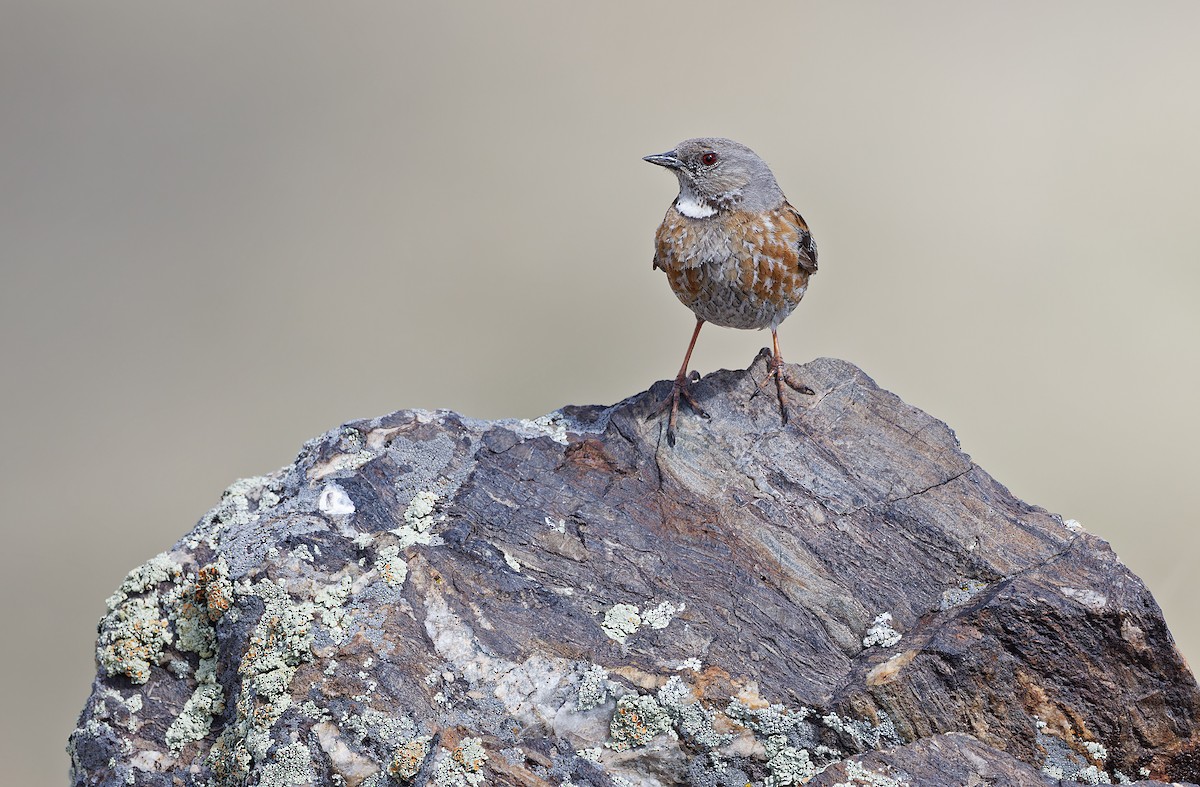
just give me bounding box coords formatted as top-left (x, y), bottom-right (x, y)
top-left (649, 371), bottom-right (709, 446)
top-left (752, 354), bottom-right (814, 425)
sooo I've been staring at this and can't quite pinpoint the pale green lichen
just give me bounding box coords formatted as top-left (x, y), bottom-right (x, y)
top-left (820, 709), bottom-right (900, 750)
top-left (163, 559), bottom-right (233, 751)
top-left (392, 491), bottom-right (439, 548)
top-left (405, 490), bottom-right (438, 529)
top-left (601, 603), bottom-right (641, 644)
top-left (340, 706), bottom-right (418, 749)
top-left (432, 737), bottom-right (487, 786)
top-left (576, 664), bottom-right (610, 710)
top-left (96, 553), bottom-right (187, 684)
top-left (259, 741), bottom-right (315, 787)
top-left (726, 699), bottom-right (808, 736)
top-left (166, 656), bottom-right (225, 751)
top-left (105, 552), bottom-right (182, 611)
top-left (315, 575), bottom-right (355, 643)
top-left (173, 558), bottom-right (233, 658)
top-left (374, 544), bottom-right (409, 588)
top-left (206, 579), bottom-right (315, 784)
top-left (197, 475), bottom-right (282, 547)
top-left (764, 735), bottom-right (817, 786)
top-left (657, 676), bottom-right (730, 751)
top-left (608, 694), bottom-right (673, 751)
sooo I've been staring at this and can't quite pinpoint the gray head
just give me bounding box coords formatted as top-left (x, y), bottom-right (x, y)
top-left (643, 137), bottom-right (784, 215)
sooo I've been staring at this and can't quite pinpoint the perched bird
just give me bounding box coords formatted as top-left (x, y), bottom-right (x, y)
top-left (644, 137), bottom-right (818, 444)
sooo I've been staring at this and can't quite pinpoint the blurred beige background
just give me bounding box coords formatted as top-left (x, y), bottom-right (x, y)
top-left (3, 1), bottom-right (1198, 782)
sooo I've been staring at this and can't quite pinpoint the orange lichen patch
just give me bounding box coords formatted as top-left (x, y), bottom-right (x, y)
top-left (452, 743), bottom-right (485, 772)
top-left (387, 739), bottom-right (430, 780)
top-left (196, 564), bottom-right (231, 621)
top-left (379, 559), bottom-right (406, 587)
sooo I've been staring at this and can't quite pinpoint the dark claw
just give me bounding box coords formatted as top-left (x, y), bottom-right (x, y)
top-left (650, 375), bottom-right (708, 445)
top-left (679, 388), bottom-right (710, 420)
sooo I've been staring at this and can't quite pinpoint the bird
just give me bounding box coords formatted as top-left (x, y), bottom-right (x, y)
top-left (644, 137), bottom-right (818, 445)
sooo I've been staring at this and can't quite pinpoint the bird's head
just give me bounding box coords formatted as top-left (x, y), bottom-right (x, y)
top-left (643, 137), bottom-right (784, 216)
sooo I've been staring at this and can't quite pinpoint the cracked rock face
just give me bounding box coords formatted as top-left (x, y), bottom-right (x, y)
top-left (69, 354), bottom-right (1200, 786)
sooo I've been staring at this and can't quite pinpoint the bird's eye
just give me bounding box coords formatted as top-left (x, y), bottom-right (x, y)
top-left (701, 152), bottom-right (719, 166)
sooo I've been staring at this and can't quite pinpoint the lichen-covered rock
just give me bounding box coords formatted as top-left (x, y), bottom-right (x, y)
top-left (68, 353), bottom-right (1200, 786)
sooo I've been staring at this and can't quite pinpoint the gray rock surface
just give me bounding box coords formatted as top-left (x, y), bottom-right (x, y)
top-left (69, 353), bottom-right (1200, 786)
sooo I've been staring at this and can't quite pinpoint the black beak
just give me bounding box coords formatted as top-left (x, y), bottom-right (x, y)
top-left (643, 150), bottom-right (682, 169)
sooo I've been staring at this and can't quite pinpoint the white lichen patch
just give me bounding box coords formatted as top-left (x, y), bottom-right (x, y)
top-left (522, 412), bottom-right (569, 445)
top-left (545, 517), bottom-right (567, 533)
top-left (727, 697), bottom-right (810, 737)
top-left (642, 600), bottom-right (684, 630)
top-left (1084, 741), bottom-right (1108, 761)
top-left (601, 603), bottom-right (642, 644)
top-left (1062, 518), bottom-right (1085, 533)
top-left (576, 746), bottom-right (603, 762)
top-left (318, 484), bottom-right (356, 518)
top-left (862, 612), bottom-right (902, 649)
top-left (1061, 587), bottom-right (1107, 611)
top-left (832, 759), bottom-right (911, 787)
top-left (675, 657), bottom-right (702, 672)
top-left (940, 579), bottom-right (988, 610)
top-left (502, 550), bottom-right (522, 572)
top-left (1073, 764), bottom-right (1113, 784)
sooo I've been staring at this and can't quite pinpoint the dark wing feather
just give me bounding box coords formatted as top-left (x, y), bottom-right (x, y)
top-left (785, 202), bottom-right (818, 274)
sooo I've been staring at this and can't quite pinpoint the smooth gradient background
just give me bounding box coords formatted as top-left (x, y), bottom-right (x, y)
top-left (3, 2), bottom-right (1198, 782)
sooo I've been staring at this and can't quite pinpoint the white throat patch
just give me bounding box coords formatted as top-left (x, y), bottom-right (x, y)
top-left (675, 195), bottom-right (717, 219)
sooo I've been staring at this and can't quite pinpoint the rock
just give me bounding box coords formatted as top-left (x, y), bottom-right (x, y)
top-left (68, 353), bottom-right (1200, 786)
